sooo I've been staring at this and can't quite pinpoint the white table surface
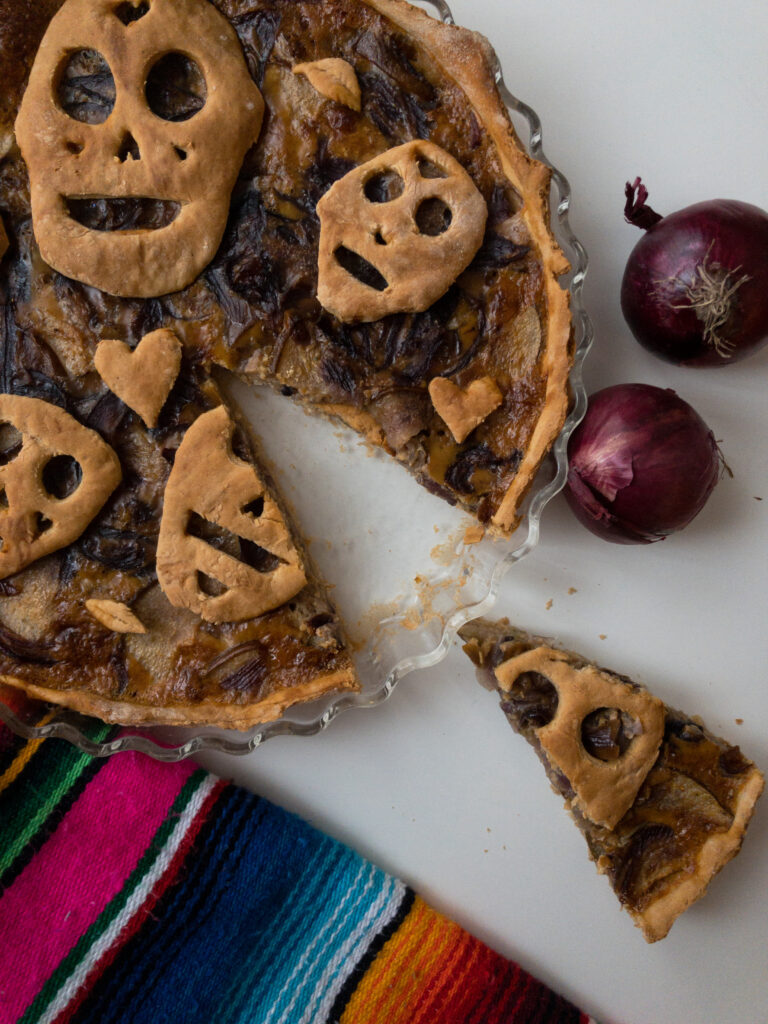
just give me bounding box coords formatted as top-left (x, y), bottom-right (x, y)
top-left (195, 3), bottom-right (768, 1022)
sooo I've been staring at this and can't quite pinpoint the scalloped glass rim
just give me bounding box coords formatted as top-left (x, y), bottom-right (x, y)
top-left (0, 0), bottom-right (593, 760)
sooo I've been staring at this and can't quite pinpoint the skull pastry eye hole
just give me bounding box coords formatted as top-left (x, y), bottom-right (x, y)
top-left (501, 671), bottom-right (559, 729)
top-left (56, 49), bottom-right (116, 124)
top-left (417, 157), bottom-right (448, 179)
top-left (0, 424), bottom-right (23, 466)
top-left (581, 706), bottom-right (640, 762)
top-left (42, 455), bottom-right (83, 500)
top-left (145, 52), bottom-right (207, 122)
top-left (364, 170), bottom-right (405, 204)
top-left (415, 197), bottom-right (453, 236)
top-left (334, 246), bottom-right (388, 292)
top-left (114, 0), bottom-right (150, 24)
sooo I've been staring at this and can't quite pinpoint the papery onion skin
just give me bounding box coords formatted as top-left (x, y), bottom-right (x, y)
top-left (621, 180), bottom-right (768, 366)
top-left (564, 383), bottom-right (722, 544)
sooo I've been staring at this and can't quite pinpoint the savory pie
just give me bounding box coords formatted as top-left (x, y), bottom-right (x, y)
top-left (461, 619), bottom-right (765, 942)
top-left (0, 0), bottom-right (573, 726)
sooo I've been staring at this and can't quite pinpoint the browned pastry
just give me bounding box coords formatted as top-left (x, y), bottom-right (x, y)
top-left (2, 0), bottom-right (572, 536)
top-left (0, 0), bottom-right (574, 727)
top-left (0, 365), bottom-right (358, 729)
top-left (461, 620), bottom-right (765, 942)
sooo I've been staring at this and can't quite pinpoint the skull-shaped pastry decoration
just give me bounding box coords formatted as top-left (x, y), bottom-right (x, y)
top-left (0, 395), bottom-right (122, 579)
top-left (15, 0), bottom-right (264, 298)
top-left (316, 140), bottom-right (488, 323)
top-left (495, 647), bottom-right (666, 829)
top-left (156, 406), bottom-right (307, 624)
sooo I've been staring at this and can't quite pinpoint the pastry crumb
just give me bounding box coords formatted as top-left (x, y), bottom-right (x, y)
top-left (735, 718), bottom-right (744, 725)
top-left (545, 598), bottom-right (553, 610)
top-left (463, 524), bottom-right (485, 545)
top-left (567, 587), bottom-right (578, 595)
top-left (599, 634), bottom-right (607, 640)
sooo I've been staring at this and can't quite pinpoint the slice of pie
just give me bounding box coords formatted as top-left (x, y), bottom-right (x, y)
top-left (460, 619), bottom-right (765, 942)
top-left (0, 358), bottom-right (358, 728)
top-left (0, 0), bottom-right (573, 728)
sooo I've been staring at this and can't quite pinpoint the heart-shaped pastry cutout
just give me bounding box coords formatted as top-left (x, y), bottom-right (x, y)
top-left (94, 328), bottom-right (182, 429)
top-left (428, 375), bottom-right (503, 443)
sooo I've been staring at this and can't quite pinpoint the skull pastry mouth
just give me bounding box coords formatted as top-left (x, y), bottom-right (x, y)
top-left (15, 0), bottom-right (264, 298)
top-left (64, 196), bottom-right (181, 233)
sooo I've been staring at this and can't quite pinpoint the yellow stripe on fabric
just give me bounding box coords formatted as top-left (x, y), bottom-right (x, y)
top-left (0, 711), bottom-right (57, 795)
top-left (339, 896), bottom-right (463, 1024)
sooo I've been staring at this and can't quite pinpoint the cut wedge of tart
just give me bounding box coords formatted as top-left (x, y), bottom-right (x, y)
top-left (460, 620), bottom-right (765, 942)
top-left (0, 360), bottom-right (358, 728)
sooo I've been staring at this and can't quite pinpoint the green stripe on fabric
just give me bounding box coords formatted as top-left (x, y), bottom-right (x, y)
top-left (0, 754), bottom-right (105, 893)
top-left (18, 768), bottom-right (210, 1024)
top-left (0, 725), bottom-right (112, 877)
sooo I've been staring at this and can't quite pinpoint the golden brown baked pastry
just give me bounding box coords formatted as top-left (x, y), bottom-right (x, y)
top-left (0, 361), bottom-right (357, 728)
top-left (0, 0), bottom-right (574, 727)
top-left (2, 0), bottom-right (573, 536)
top-left (461, 620), bottom-right (765, 942)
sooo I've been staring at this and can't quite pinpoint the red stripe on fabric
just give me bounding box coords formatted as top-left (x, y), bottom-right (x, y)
top-left (49, 778), bottom-right (228, 1024)
top-left (497, 968), bottom-right (535, 1023)
top-left (465, 956), bottom-right (522, 1024)
top-left (409, 929), bottom-right (475, 1024)
top-left (429, 936), bottom-right (493, 1023)
top-left (0, 751), bottom-right (194, 1021)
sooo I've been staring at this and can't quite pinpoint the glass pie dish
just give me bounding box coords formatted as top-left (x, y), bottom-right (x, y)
top-left (0, 0), bottom-right (592, 761)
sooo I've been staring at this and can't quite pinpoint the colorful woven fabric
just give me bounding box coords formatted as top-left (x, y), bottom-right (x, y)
top-left (0, 718), bottom-right (597, 1024)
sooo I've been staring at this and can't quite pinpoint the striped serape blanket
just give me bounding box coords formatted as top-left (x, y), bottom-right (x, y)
top-left (0, 710), bottom-right (596, 1024)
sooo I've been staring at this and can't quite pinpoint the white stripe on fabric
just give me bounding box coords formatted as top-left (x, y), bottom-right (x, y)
top-left (266, 861), bottom-right (374, 1024)
top-left (303, 875), bottom-right (407, 1024)
top-left (40, 774), bottom-right (217, 1024)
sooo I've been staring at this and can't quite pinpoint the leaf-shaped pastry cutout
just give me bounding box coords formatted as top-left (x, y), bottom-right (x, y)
top-left (94, 328), bottom-right (182, 429)
top-left (428, 376), bottom-right (503, 444)
top-left (292, 58), bottom-right (361, 112)
top-left (86, 598), bottom-right (146, 634)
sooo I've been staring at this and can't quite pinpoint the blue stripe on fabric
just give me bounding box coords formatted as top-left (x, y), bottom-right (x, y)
top-left (227, 857), bottom-right (382, 1024)
top-left (220, 832), bottom-right (377, 1023)
top-left (273, 873), bottom-right (407, 1024)
top-left (72, 786), bottom-right (394, 1024)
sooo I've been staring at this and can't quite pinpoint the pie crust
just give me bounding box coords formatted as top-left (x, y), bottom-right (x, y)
top-left (461, 620), bottom-right (765, 942)
top-left (0, 0), bottom-right (574, 726)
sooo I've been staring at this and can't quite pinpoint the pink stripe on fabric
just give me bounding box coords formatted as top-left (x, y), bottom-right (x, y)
top-left (0, 751), bottom-right (193, 1020)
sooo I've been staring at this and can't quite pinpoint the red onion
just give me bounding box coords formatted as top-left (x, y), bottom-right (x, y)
top-left (564, 383), bottom-right (723, 544)
top-left (621, 179), bottom-right (768, 366)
